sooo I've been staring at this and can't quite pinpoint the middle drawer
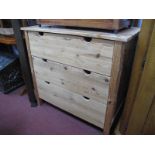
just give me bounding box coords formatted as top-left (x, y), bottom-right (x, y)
top-left (32, 56), bottom-right (110, 104)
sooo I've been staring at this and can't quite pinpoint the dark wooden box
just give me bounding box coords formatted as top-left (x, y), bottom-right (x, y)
top-left (37, 19), bottom-right (131, 31)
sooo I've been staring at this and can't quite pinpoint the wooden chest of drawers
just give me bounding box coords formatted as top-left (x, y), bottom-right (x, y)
top-left (22, 26), bottom-right (139, 134)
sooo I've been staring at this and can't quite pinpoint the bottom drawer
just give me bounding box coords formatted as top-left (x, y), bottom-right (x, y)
top-left (36, 77), bottom-right (107, 128)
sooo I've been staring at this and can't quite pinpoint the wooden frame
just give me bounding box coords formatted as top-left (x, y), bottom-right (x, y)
top-left (120, 20), bottom-right (155, 134)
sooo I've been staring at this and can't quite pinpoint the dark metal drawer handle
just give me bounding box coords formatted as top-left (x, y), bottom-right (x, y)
top-left (83, 37), bottom-right (92, 42)
top-left (83, 96), bottom-right (90, 101)
top-left (38, 32), bottom-right (44, 36)
top-left (83, 69), bottom-right (91, 75)
top-left (45, 81), bottom-right (50, 84)
top-left (42, 58), bottom-right (47, 62)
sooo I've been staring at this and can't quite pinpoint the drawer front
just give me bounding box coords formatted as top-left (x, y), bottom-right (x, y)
top-left (36, 77), bottom-right (107, 128)
top-left (33, 56), bottom-right (110, 103)
top-left (28, 31), bottom-right (114, 76)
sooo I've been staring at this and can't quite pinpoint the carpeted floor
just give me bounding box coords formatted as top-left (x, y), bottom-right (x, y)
top-left (0, 87), bottom-right (103, 135)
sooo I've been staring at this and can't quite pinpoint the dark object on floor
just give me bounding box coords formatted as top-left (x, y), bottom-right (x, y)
top-left (0, 51), bottom-right (24, 93)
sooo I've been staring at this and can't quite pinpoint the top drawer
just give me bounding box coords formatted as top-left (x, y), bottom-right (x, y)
top-left (28, 31), bottom-right (114, 76)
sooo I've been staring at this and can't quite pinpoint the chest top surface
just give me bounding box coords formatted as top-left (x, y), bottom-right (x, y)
top-left (21, 26), bottom-right (140, 42)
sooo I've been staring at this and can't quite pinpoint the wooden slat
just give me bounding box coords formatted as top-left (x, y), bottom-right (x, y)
top-left (37, 78), bottom-right (107, 128)
top-left (21, 26), bottom-right (140, 42)
top-left (28, 31), bottom-right (114, 75)
top-left (126, 21), bottom-right (155, 134)
top-left (24, 32), bottom-right (41, 104)
top-left (103, 41), bottom-right (125, 134)
top-left (120, 20), bottom-right (155, 134)
top-left (0, 36), bottom-right (16, 45)
top-left (33, 56), bottom-right (110, 103)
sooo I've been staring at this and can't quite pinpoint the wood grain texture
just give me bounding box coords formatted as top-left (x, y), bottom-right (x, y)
top-left (28, 31), bottom-right (114, 75)
top-left (21, 26), bottom-right (140, 42)
top-left (33, 56), bottom-right (110, 103)
top-left (24, 32), bottom-right (41, 104)
top-left (120, 20), bottom-right (155, 134)
top-left (37, 77), bottom-right (107, 128)
top-left (37, 19), bottom-right (130, 30)
top-left (126, 22), bottom-right (155, 134)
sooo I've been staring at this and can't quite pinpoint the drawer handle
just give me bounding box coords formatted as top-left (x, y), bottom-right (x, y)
top-left (45, 81), bottom-right (50, 84)
top-left (105, 78), bottom-right (109, 83)
top-left (83, 69), bottom-right (91, 75)
top-left (42, 58), bottom-right (47, 62)
top-left (83, 37), bottom-right (92, 42)
top-left (83, 96), bottom-right (90, 101)
top-left (38, 32), bottom-right (44, 36)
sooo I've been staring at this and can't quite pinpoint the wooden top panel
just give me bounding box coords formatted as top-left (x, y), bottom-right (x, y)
top-left (21, 26), bottom-right (140, 42)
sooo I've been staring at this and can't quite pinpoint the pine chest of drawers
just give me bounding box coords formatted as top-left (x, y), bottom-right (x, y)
top-left (22, 26), bottom-right (139, 134)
